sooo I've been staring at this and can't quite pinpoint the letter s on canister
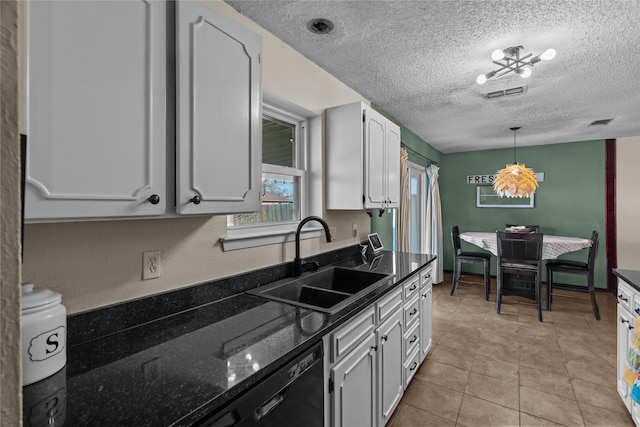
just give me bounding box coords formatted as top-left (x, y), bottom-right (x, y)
top-left (29, 327), bottom-right (66, 361)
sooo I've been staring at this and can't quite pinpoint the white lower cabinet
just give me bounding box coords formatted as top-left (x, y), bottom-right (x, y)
top-left (325, 265), bottom-right (433, 427)
top-left (376, 309), bottom-right (404, 427)
top-left (616, 278), bottom-right (640, 426)
top-left (330, 332), bottom-right (377, 427)
top-left (419, 267), bottom-right (433, 361)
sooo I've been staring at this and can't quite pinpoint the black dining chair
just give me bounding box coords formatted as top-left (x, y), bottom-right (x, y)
top-left (505, 224), bottom-right (540, 233)
top-left (450, 226), bottom-right (491, 300)
top-left (496, 231), bottom-right (544, 322)
top-left (546, 230), bottom-right (600, 320)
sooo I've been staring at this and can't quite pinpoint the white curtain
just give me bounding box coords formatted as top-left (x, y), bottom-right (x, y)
top-left (426, 164), bottom-right (443, 283)
top-left (397, 148), bottom-right (410, 252)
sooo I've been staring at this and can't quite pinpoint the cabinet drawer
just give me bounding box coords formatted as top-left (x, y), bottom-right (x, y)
top-left (633, 296), bottom-right (640, 318)
top-left (376, 287), bottom-right (403, 324)
top-left (404, 347), bottom-right (420, 389)
top-left (404, 321), bottom-right (419, 360)
top-left (404, 275), bottom-right (420, 301)
top-left (331, 306), bottom-right (376, 363)
top-left (420, 266), bottom-right (433, 289)
top-left (404, 295), bottom-right (420, 330)
top-left (618, 280), bottom-right (634, 313)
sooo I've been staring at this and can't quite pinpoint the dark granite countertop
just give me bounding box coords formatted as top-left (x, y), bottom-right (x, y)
top-left (614, 268), bottom-right (640, 293)
top-left (23, 247), bottom-right (435, 427)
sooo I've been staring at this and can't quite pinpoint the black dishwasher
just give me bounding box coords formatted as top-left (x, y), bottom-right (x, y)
top-left (203, 342), bottom-right (324, 427)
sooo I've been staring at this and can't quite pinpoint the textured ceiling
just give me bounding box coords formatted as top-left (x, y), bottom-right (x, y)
top-left (226, 0), bottom-right (640, 153)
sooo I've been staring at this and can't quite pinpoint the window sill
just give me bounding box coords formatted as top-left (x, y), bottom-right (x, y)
top-left (220, 225), bottom-right (326, 251)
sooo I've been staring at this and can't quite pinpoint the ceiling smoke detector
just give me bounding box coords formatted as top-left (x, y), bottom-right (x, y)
top-left (306, 18), bottom-right (334, 35)
top-left (589, 118), bottom-right (614, 126)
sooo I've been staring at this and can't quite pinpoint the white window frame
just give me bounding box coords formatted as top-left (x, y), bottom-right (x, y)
top-left (222, 96), bottom-right (322, 251)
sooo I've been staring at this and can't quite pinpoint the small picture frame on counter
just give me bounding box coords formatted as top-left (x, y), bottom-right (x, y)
top-left (368, 233), bottom-right (383, 253)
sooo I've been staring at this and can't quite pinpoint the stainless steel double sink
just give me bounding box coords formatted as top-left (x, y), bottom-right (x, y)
top-left (247, 266), bottom-right (393, 314)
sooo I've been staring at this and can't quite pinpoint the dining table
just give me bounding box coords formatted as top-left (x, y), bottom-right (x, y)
top-left (460, 231), bottom-right (592, 260)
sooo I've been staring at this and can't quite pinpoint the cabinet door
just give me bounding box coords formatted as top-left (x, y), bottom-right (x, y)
top-left (25, 0), bottom-right (167, 220)
top-left (377, 309), bottom-right (404, 427)
top-left (364, 108), bottom-right (387, 209)
top-left (618, 304), bottom-right (633, 411)
top-left (420, 284), bottom-right (433, 360)
top-left (176, 1), bottom-right (261, 214)
top-left (385, 123), bottom-right (401, 208)
top-left (331, 333), bottom-right (376, 427)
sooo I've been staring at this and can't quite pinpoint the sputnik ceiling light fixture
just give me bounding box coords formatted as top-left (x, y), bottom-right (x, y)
top-left (493, 127), bottom-right (538, 198)
top-left (477, 45), bottom-right (556, 84)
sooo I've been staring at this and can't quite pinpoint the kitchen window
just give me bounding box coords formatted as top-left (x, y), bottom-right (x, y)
top-left (223, 99), bottom-right (318, 250)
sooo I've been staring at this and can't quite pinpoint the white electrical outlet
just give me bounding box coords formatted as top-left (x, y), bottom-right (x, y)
top-left (352, 223), bottom-right (358, 237)
top-left (143, 251), bottom-right (161, 280)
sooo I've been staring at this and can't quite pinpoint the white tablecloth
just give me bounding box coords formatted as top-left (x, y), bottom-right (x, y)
top-left (460, 232), bottom-right (592, 259)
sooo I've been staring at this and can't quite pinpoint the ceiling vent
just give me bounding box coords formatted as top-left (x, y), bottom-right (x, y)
top-left (485, 85), bottom-right (528, 99)
top-left (589, 118), bottom-right (614, 126)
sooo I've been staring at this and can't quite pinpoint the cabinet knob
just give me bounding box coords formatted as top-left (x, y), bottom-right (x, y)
top-left (147, 194), bottom-right (160, 205)
top-left (381, 335), bottom-right (388, 342)
top-left (190, 195), bottom-right (202, 205)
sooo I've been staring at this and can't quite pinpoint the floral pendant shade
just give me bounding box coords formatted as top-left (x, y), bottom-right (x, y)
top-left (493, 162), bottom-right (538, 198)
top-left (493, 127), bottom-right (538, 198)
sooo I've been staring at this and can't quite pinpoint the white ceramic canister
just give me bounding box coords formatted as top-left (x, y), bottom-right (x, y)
top-left (22, 283), bottom-right (67, 386)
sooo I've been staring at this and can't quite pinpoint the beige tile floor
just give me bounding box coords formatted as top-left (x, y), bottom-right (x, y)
top-left (389, 272), bottom-right (634, 427)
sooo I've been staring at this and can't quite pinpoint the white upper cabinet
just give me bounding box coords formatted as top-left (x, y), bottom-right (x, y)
top-left (25, 0), bottom-right (167, 220)
top-left (326, 102), bottom-right (401, 211)
top-left (176, 1), bottom-right (262, 215)
top-left (25, 0), bottom-right (262, 221)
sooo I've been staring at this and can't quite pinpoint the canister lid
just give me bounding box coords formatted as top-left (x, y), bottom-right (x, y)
top-left (22, 283), bottom-right (62, 310)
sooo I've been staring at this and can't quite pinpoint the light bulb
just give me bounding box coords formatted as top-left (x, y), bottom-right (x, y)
top-left (520, 67), bottom-right (532, 78)
top-left (491, 49), bottom-right (505, 61)
top-left (476, 74), bottom-right (487, 84)
top-left (541, 48), bottom-right (556, 61)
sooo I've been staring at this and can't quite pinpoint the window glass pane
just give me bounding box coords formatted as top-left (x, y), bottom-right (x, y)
top-left (262, 116), bottom-right (294, 167)
top-left (231, 173), bottom-right (300, 226)
top-left (409, 172), bottom-right (422, 253)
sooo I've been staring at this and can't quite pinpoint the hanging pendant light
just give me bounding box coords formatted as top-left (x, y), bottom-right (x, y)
top-left (493, 127), bottom-right (538, 198)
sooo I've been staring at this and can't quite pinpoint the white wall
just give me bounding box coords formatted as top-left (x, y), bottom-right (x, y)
top-left (616, 136), bottom-right (640, 269)
top-left (1, 0), bottom-right (23, 424)
top-left (21, 1), bottom-right (372, 314)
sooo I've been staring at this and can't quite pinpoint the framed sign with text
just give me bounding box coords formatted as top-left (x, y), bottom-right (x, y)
top-left (476, 186), bottom-right (535, 208)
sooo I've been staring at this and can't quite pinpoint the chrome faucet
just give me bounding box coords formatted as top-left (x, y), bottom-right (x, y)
top-left (294, 216), bottom-right (332, 276)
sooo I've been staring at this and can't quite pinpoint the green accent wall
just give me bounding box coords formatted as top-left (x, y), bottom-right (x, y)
top-left (441, 140), bottom-right (607, 288)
